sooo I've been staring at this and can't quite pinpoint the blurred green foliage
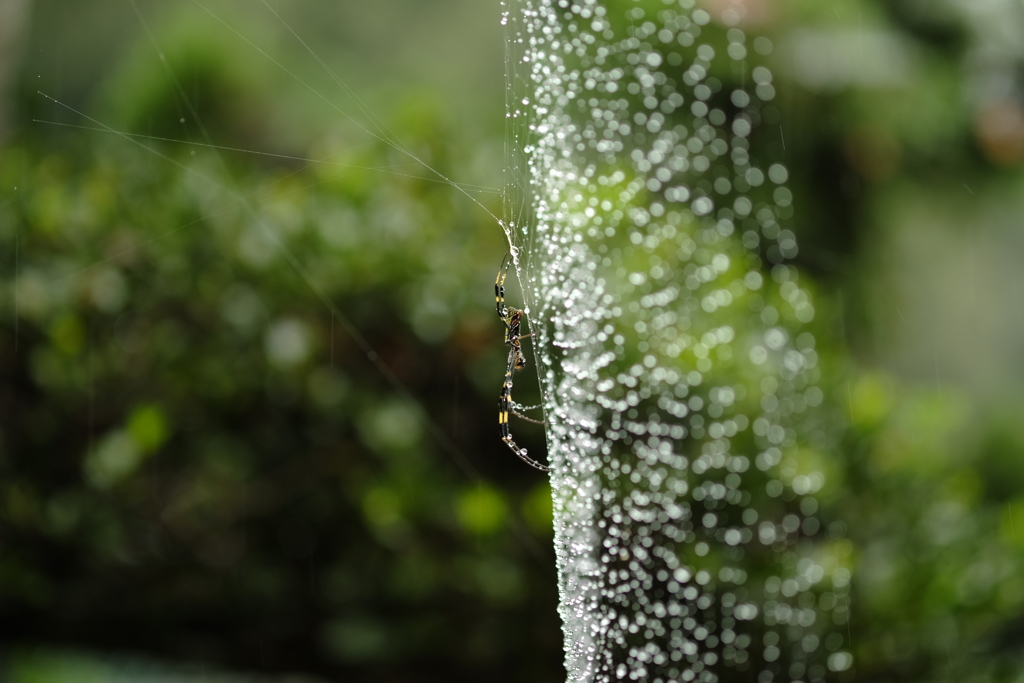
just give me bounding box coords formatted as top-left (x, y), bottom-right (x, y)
top-left (1, 0), bottom-right (1024, 682)
top-left (1, 3), bottom-right (560, 681)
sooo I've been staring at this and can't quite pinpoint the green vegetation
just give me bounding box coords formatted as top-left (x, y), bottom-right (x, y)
top-left (1, 1), bottom-right (1024, 681)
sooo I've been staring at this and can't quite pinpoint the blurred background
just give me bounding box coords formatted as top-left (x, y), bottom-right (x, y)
top-left (1, 0), bottom-right (1024, 681)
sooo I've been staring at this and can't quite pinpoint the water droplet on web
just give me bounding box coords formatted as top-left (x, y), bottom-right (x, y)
top-left (504, 1), bottom-right (842, 680)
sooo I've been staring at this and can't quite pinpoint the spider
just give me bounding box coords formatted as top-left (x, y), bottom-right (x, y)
top-left (495, 254), bottom-right (550, 472)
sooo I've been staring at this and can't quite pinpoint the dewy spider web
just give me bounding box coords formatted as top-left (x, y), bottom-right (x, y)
top-left (503, 1), bottom-right (850, 681)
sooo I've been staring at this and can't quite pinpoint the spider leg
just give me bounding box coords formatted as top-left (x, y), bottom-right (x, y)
top-left (499, 350), bottom-right (550, 472)
top-left (511, 398), bottom-right (545, 423)
top-left (494, 253), bottom-right (550, 472)
top-left (511, 409), bottom-right (545, 425)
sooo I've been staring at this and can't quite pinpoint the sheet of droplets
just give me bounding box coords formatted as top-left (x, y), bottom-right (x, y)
top-left (502, 1), bottom-right (850, 682)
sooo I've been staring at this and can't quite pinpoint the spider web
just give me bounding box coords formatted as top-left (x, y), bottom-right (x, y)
top-left (15, 1), bottom-right (851, 678)
top-left (503, 1), bottom-right (849, 681)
